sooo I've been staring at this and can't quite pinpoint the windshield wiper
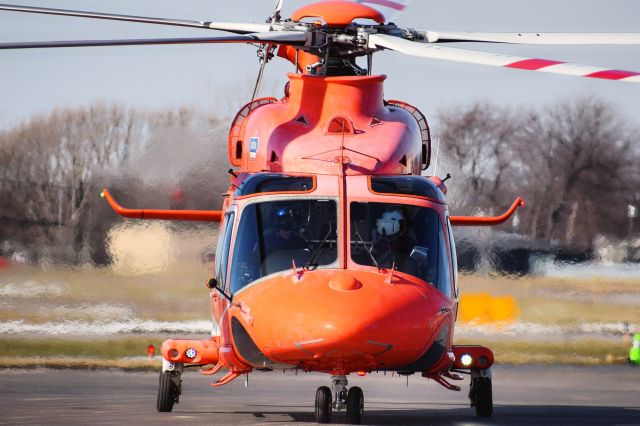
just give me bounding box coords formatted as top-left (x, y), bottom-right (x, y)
top-left (304, 223), bottom-right (333, 270)
top-left (354, 229), bottom-right (380, 269)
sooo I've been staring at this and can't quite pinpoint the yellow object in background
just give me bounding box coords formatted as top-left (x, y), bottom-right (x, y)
top-left (459, 293), bottom-right (520, 324)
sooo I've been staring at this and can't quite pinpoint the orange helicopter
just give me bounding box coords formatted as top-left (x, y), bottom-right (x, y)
top-left (2, 0), bottom-right (639, 423)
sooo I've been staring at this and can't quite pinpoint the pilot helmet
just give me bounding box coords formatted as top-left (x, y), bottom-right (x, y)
top-left (274, 206), bottom-right (294, 231)
top-left (376, 209), bottom-right (405, 237)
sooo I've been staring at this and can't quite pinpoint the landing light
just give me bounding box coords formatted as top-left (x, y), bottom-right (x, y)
top-left (460, 353), bottom-right (473, 367)
top-left (185, 348), bottom-right (197, 359)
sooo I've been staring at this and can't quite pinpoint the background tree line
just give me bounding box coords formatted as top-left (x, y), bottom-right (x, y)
top-left (0, 96), bottom-right (638, 265)
top-left (0, 104), bottom-right (228, 264)
top-left (437, 97), bottom-right (640, 251)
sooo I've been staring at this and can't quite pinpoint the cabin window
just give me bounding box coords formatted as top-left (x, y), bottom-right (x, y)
top-left (351, 202), bottom-right (451, 296)
top-left (235, 173), bottom-right (314, 197)
top-left (214, 212), bottom-right (235, 292)
top-left (369, 176), bottom-right (445, 203)
top-left (229, 199), bottom-right (338, 293)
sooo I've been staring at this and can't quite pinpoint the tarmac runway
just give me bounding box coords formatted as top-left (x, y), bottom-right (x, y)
top-left (1, 365), bottom-right (639, 425)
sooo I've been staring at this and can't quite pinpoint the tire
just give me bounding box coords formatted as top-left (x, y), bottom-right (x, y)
top-left (470, 377), bottom-right (493, 417)
top-left (346, 386), bottom-right (364, 425)
top-left (315, 386), bottom-right (332, 423)
top-left (157, 371), bottom-right (180, 412)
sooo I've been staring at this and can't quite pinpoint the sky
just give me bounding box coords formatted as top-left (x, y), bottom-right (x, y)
top-left (0, 0), bottom-right (639, 130)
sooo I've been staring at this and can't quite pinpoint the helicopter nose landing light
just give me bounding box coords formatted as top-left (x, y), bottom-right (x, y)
top-left (460, 353), bottom-right (473, 367)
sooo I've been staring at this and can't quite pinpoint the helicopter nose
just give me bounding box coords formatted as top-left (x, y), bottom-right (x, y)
top-left (232, 269), bottom-right (447, 371)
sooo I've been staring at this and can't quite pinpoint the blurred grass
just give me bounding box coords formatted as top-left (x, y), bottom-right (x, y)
top-left (0, 337), bottom-right (631, 368)
top-left (0, 337), bottom-right (166, 358)
top-left (455, 338), bottom-right (631, 365)
top-left (1, 264), bottom-right (639, 367)
top-left (2, 266), bottom-right (638, 325)
top-left (0, 357), bottom-right (161, 371)
top-left (458, 274), bottom-right (640, 326)
top-left (0, 261), bottom-right (211, 321)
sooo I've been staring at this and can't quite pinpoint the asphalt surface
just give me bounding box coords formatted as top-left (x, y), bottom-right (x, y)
top-left (0, 365), bottom-right (639, 425)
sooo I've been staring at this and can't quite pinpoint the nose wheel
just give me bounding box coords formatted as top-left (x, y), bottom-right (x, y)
top-left (315, 375), bottom-right (364, 424)
top-left (157, 360), bottom-right (183, 412)
top-left (469, 368), bottom-right (493, 417)
top-left (157, 370), bottom-right (181, 412)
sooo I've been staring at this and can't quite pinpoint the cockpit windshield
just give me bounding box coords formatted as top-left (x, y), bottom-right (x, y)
top-left (351, 202), bottom-right (451, 296)
top-left (230, 199), bottom-right (338, 293)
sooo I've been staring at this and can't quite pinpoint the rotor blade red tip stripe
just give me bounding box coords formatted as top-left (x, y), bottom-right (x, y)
top-left (359, 0), bottom-right (406, 11)
top-left (586, 69), bottom-right (640, 80)
top-left (505, 58), bottom-right (565, 70)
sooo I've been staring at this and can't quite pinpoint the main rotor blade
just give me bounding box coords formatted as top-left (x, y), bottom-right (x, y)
top-left (369, 34), bottom-right (640, 83)
top-left (422, 31), bottom-right (640, 45)
top-left (0, 3), bottom-right (272, 34)
top-left (274, 0), bottom-right (284, 16)
top-left (0, 32), bottom-right (307, 50)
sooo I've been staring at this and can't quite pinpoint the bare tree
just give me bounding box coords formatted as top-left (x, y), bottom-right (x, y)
top-left (436, 102), bottom-right (525, 213)
top-left (0, 104), bottom-right (143, 262)
top-left (435, 97), bottom-right (640, 250)
top-left (517, 97), bottom-right (639, 247)
top-left (0, 103), bottom-right (229, 264)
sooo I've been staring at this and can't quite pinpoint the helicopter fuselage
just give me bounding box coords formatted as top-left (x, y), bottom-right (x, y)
top-left (160, 72), bottom-right (465, 380)
top-left (100, 70), bottom-right (511, 384)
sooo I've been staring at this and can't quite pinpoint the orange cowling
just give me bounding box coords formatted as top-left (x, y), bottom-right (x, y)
top-left (230, 268), bottom-right (451, 374)
top-left (161, 338), bottom-right (220, 365)
top-left (450, 198), bottom-right (525, 226)
top-left (238, 73), bottom-right (423, 176)
top-left (291, 1), bottom-right (385, 27)
top-left (100, 189), bottom-right (223, 222)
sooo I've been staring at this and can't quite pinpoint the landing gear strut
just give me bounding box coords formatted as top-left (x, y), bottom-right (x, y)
top-left (469, 367), bottom-right (492, 417)
top-left (315, 375), bottom-right (364, 424)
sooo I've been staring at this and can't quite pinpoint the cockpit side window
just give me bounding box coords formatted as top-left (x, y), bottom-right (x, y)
top-left (229, 199), bottom-right (338, 293)
top-left (446, 217), bottom-right (459, 299)
top-left (214, 212), bottom-right (235, 292)
top-left (436, 222), bottom-right (452, 298)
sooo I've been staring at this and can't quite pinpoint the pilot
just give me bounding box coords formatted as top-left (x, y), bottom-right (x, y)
top-left (373, 208), bottom-right (409, 266)
top-left (264, 206), bottom-right (308, 254)
top-left (372, 207), bottom-right (431, 280)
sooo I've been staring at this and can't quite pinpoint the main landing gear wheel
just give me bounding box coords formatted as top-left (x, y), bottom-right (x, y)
top-left (157, 371), bottom-right (181, 412)
top-left (346, 386), bottom-right (364, 424)
top-left (469, 374), bottom-right (493, 417)
top-left (315, 386), bottom-right (332, 423)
